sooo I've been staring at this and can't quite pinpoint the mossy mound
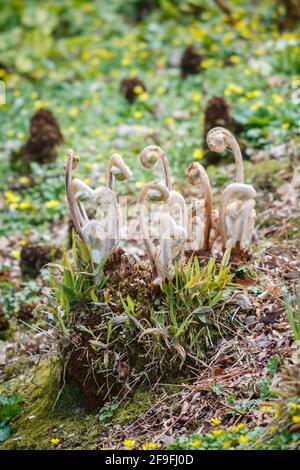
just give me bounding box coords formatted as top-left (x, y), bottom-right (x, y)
top-left (120, 77), bottom-right (147, 103)
top-left (0, 357), bottom-right (157, 450)
top-left (57, 250), bottom-right (231, 411)
top-left (203, 95), bottom-right (244, 163)
top-left (20, 243), bottom-right (62, 278)
top-left (10, 108), bottom-right (63, 173)
top-left (180, 45), bottom-right (203, 78)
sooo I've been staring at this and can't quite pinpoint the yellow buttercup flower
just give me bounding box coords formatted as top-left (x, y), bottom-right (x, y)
top-left (222, 440), bottom-right (230, 449)
top-left (231, 423), bottom-right (245, 431)
top-left (211, 417), bottom-right (222, 425)
top-left (12, 249), bottom-right (21, 259)
top-left (193, 149), bottom-right (204, 159)
top-left (272, 94), bottom-right (284, 104)
top-left (282, 122), bottom-right (290, 129)
top-left (51, 438), bottom-right (60, 445)
top-left (30, 92), bottom-right (38, 100)
top-left (123, 438), bottom-right (135, 450)
top-left (292, 415), bottom-right (300, 424)
top-left (192, 92), bottom-right (202, 103)
top-left (19, 176), bottom-right (30, 185)
top-left (190, 439), bottom-right (201, 447)
top-left (46, 200), bottom-right (59, 209)
top-left (238, 435), bottom-right (249, 443)
top-left (157, 86), bottom-right (166, 95)
top-left (133, 85), bottom-right (143, 95)
top-left (138, 92), bottom-right (150, 102)
top-left (142, 441), bottom-right (158, 450)
top-left (165, 116), bottom-right (174, 125)
top-left (133, 111), bottom-right (143, 119)
top-left (19, 201), bottom-right (31, 210)
top-left (211, 429), bottom-right (224, 437)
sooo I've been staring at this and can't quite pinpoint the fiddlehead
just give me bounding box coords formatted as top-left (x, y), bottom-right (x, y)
top-left (138, 181), bottom-right (170, 278)
top-left (107, 153), bottom-right (132, 191)
top-left (140, 145), bottom-right (172, 190)
top-left (186, 162), bottom-right (212, 250)
top-left (65, 149), bottom-right (84, 239)
top-left (206, 127), bottom-right (244, 183)
top-left (220, 183), bottom-right (256, 249)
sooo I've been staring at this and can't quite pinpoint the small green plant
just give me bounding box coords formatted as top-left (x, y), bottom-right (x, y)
top-left (0, 394), bottom-right (22, 443)
top-left (98, 402), bottom-right (119, 424)
top-left (47, 231), bottom-right (108, 335)
top-left (283, 282), bottom-right (300, 348)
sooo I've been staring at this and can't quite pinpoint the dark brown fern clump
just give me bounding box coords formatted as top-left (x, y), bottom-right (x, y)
top-left (17, 302), bottom-right (36, 321)
top-left (180, 45), bottom-right (203, 78)
top-left (203, 96), bottom-right (244, 163)
top-left (0, 307), bottom-right (9, 333)
top-left (120, 77), bottom-right (147, 103)
top-left (20, 243), bottom-right (62, 278)
top-left (11, 108), bottom-right (63, 172)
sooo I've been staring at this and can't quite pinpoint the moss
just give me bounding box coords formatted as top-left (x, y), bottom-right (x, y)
top-left (20, 243), bottom-right (62, 278)
top-left (0, 357), bottom-right (102, 450)
top-left (112, 390), bottom-right (154, 425)
top-left (245, 159), bottom-right (290, 190)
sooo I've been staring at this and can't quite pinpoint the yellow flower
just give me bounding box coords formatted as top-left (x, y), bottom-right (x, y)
top-left (138, 92), bottom-right (150, 102)
top-left (100, 447), bottom-right (110, 450)
top-left (6, 130), bottom-right (15, 137)
top-left (289, 402), bottom-right (300, 412)
top-left (17, 132), bottom-right (25, 140)
top-left (292, 415), bottom-right (300, 424)
top-left (5, 191), bottom-right (20, 203)
top-left (30, 92), bottom-right (38, 100)
top-left (231, 423), bottom-right (245, 431)
top-left (20, 239), bottom-right (27, 246)
top-left (260, 405), bottom-right (273, 411)
top-left (201, 58), bottom-right (214, 69)
top-left (190, 439), bottom-right (201, 447)
top-left (282, 122), bottom-right (290, 129)
top-left (193, 149), bottom-right (204, 159)
top-left (123, 438), bottom-right (135, 450)
top-left (222, 440), bottom-right (231, 449)
top-left (19, 176), bottom-right (30, 185)
top-left (133, 85), bottom-right (143, 95)
top-left (83, 178), bottom-right (91, 185)
top-left (19, 201), bottom-right (31, 210)
top-left (229, 55), bottom-right (241, 64)
top-left (133, 111), bottom-right (143, 119)
top-left (272, 94), bottom-right (284, 104)
top-left (46, 200), bottom-right (59, 209)
top-left (67, 126), bottom-right (76, 134)
top-left (246, 90), bottom-right (261, 98)
top-left (136, 181), bottom-right (145, 188)
top-left (142, 441), bottom-right (158, 450)
top-left (192, 92), bottom-right (202, 103)
top-left (51, 438), bottom-right (60, 445)
top-left (211, 429), bottom-right (224, 437)
top-left (157, 86), bottom-right (166, 95)
top-left (165, 116), bottom-right (174, 125)
top-left (211, 417), bottom-right (222, 425)
top-left (12, 249), bottom-right (21, 259)
top-left (250, 101), bottom-right (263, 111)
top-left (238, 435), bottom-right (249, 443)
top-left (14, 90), bottom-right (21, 97)
top-left (69, 107), bottom-right (80, 117)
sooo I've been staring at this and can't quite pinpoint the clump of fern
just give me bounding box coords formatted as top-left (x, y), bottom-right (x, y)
top-left (46, 231), bottom-right (108, 335)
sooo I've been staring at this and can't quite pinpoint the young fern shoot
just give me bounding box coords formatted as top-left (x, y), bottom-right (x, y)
top-left (65, 149), bottom-right (131, 267)
top-left (206, 127), bottom-right (256, 250)
top-left (107, 153), bottom-right (132, 191)
top-left (140, 145), bottom-right (188, 282)
top-left (185, 162), bottom-right (212, 251)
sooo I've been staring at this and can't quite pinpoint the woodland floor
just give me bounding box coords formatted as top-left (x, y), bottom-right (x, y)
top-left (0, 1), bottom-right (300, 450)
